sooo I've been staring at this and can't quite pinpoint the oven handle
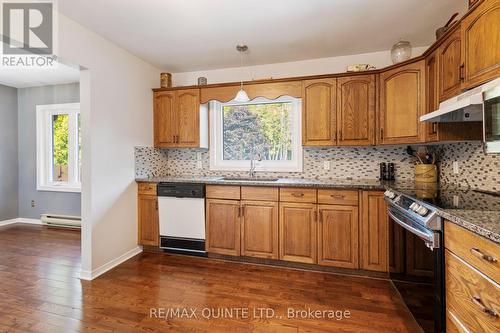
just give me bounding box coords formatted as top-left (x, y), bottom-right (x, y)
top-left (387, 209), bottom-right (439, 249)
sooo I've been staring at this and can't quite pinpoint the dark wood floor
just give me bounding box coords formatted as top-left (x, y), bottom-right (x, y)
top-left (0, 224), bottom-right (421, 333)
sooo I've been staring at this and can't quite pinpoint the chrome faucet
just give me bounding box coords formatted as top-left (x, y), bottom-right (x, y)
top-left (249, 153), bottom-right (262, 178)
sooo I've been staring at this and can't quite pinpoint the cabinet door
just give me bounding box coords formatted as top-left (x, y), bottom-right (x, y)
top-left (438, 26), bottom-right (462, 102)
top-left (360, 191), bottom-right (388, 272)
top-left (206, 199), bottom-right (240, 256)
top-left (138, 194), bottom-right (159, 246)
top-left (318, 205), bottom-right (359, 269)
top-left (302, 79), bottom-right (336, 146)
top-left (153, 91), bottom-right (176, 147)
top-left (176, 89), bottom-right (200, 147)
top-left (337, 75), bottom-right (375, 146)
top-left (425, 50), bottom-right (439, 142)
top-left (241, 201), bottom-right (278, 259)
top-left (379, 60), bottom-right (425, 144)
top-left (461, 0), bottom-right (500, 89)
top-left (279, 202), bottom-right (317, 263)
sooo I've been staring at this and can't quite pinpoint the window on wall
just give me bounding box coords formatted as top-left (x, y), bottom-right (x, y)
top-left (210, 96), bottom-right (302, 172)
top-left (36, 103), bottom-right (81, 192)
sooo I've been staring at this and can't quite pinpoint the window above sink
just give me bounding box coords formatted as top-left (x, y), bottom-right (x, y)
top-left (209, 96), bottom-right (303, 172)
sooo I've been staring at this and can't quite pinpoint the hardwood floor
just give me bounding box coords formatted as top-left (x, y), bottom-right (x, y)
top-left (0, 224), bottom-right (421, 333)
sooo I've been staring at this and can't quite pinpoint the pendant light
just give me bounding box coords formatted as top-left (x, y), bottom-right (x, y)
top-left (234, 44), bottom-right (250, 102)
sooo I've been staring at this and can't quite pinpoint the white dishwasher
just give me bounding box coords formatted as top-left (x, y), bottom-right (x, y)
top-left (157, 183), bottom-right (206, 256)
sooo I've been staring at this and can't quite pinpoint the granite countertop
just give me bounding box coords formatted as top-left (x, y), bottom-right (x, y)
top-left (135, 175), bottom-right (391, 190)
top-left (387, 184), bottom-right (500, 245)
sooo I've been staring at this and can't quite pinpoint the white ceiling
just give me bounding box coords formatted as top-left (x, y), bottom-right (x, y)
top-left (59, 0), bottom-right (466, 72)
top-left (0, 51), bottom-right (80, 88)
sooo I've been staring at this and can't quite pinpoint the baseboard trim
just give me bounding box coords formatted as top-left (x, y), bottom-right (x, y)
top-left (80, 246), bottom-right (143, 281)
top-left (0, 218), bottom-right (42, 227)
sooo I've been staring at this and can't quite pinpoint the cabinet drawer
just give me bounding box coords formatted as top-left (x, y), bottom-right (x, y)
top-left (446, 250), bottom-right (500, 333)
top-left (317, 189), bottom-right (358, 205)
top-left (241, 186), bottom-right (278, 201)
top-left (138, 182), bottom-right (157, 195)
top-left (206, 185), bottom-right (240, 200)
top-left (280, 188), bottom-right (317, 203)
top-left (445, 221), bottom-right (499, 283)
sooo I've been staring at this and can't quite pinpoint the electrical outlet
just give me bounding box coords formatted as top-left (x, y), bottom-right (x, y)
top-left (453, 195), bottom-right (459, 207)
top-left (31, 200), bottom-right (35, 208)
top-left (452, 161), bottom-right (459, 174)
top-left (196, 152), bottom-right (202, 161)
top-left (323, 161), bottom-right (331, 171)
top-left (196, 161), bottom-right (203, 169)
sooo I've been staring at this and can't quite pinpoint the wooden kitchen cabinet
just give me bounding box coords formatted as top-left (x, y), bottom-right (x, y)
top-left (425, 50), bottom-right (440, 142)
top-left (138, 182), bottom-right (159, 246)
top-left (360, 191), bottom-right (388, 272)
top-left (206, 199), bottom-right (241, 256)
top-left (461, 0), bottom-right (500, 89)
top-left (336, 75), bottom-right (376, 146)
top-left (317, 205), bottom-right (359, 269)
top-left (378, 60), bottom-right (426, 144)
top-left (302, 78), bottom-right (336, 146)
top-left (154, 88), bottom-right (205, 148)
top-left (153, 91), bottom-right (176, 146)
top-left (438, 25), bottom-right (463, 102)
top-left (241, 201), bottom-right (279, 259)
top-left (279, 202), bottom-right (317, 264)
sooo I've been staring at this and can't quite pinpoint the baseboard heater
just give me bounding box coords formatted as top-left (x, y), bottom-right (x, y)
top-left (41, 214), bottom-right (81, 228)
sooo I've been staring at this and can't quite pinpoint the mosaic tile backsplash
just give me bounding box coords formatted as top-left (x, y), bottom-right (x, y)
top-left (135, 146), bottom-right (416, 180)
top-left (135, 142), bottom-right (499, 192)
top-left (438, 142), bottom-right (499, 192)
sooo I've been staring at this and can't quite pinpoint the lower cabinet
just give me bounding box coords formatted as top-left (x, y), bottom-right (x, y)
top-left (279, 202), bottom-right (317, 264)
top-left (204, 186), bottom-right (389, 273)
top-left (138, 194), bottom-right (159, 246)
top-left (360, 191), bottom-right (388, 272)
top-left (206, 199), bottom-right (241, 256)
top-left (318, 205), bottom-right (359, 269)
top-left (241, 201), bottom-right (279, 259)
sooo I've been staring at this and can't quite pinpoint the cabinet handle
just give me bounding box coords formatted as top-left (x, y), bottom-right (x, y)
top-left (241, 205), bottom-right (245, 217)
top-left (155, 200), bottom-right (158, 210)
top-left (291, 192), bottom-right (305, 197)
top-left (380, 128), bottom-right (384, 140)
top-left (330, 194), bottom-right (345, 199)
top-left (237, 206), bottom-right (241, 217)
top-left (432, 123), bottom-right (438, 134)
top-left (459, 64), bottom-right (465, 81)
top-left (318, 210), bottom-right (322, 223)
top-left (471, 295), bottom-right (498, 317)
top-left (175, 135), bottom-right (179, 143)
top-left (470, 247), bottom-right (497, 263)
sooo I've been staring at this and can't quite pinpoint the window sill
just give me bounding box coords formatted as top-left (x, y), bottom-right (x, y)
top-left (37, 185), bottom-right (81, 193)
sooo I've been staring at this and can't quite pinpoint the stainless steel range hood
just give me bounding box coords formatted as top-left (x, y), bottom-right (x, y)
top-left (420, 78), bottom-right (500, 123)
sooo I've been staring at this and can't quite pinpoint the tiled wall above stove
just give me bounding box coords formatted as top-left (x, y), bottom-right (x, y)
top-left (438, 142), bottom-right (499, 192)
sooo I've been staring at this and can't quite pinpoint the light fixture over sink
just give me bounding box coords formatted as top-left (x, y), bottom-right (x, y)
top-left (234, 44), bottom-right (250, 102)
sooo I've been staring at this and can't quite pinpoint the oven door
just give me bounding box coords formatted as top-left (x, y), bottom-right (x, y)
top-left (388, 207), bottom-right (444, 333)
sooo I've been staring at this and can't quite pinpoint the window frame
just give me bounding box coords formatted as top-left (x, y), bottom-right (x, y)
top-left (209, 96), bottom-right (303, 172)
top-left (36, 103), bottom-right (81, 193)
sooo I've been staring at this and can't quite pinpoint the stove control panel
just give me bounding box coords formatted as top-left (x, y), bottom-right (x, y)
top-left (384, 190), bottom-right (396, 199)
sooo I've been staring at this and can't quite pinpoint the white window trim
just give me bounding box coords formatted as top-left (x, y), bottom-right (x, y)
top-left (36, 103), bottom-right (81, 193)
top-left (209, 96), bottom-right (303, 172)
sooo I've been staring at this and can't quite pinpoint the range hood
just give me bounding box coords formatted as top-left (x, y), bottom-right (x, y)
top-left (421, 77), bottom-right (500, 123)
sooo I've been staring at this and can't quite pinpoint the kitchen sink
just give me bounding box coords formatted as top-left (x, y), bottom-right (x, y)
top-left (222, 177), bottom-right (279, 182)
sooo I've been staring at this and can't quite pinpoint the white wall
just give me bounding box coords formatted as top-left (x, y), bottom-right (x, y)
top-left (172, 47), bottom-right (428, 86)
top-left (56, 14), bottom-right (161, 279)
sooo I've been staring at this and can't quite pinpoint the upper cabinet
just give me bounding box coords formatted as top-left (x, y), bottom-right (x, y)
top-left (153, 88), bottom-right (207, 148)
top-left (336, 75), bottom-right (376, 146)
top-left (378, 60), bottom-right (426, 144)
top-left (302, 78), bottom-right (337, 146)
top-left (461, 0), bottom-right (500, 89)
top-left (438, 25), bottom-right (463, 102)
